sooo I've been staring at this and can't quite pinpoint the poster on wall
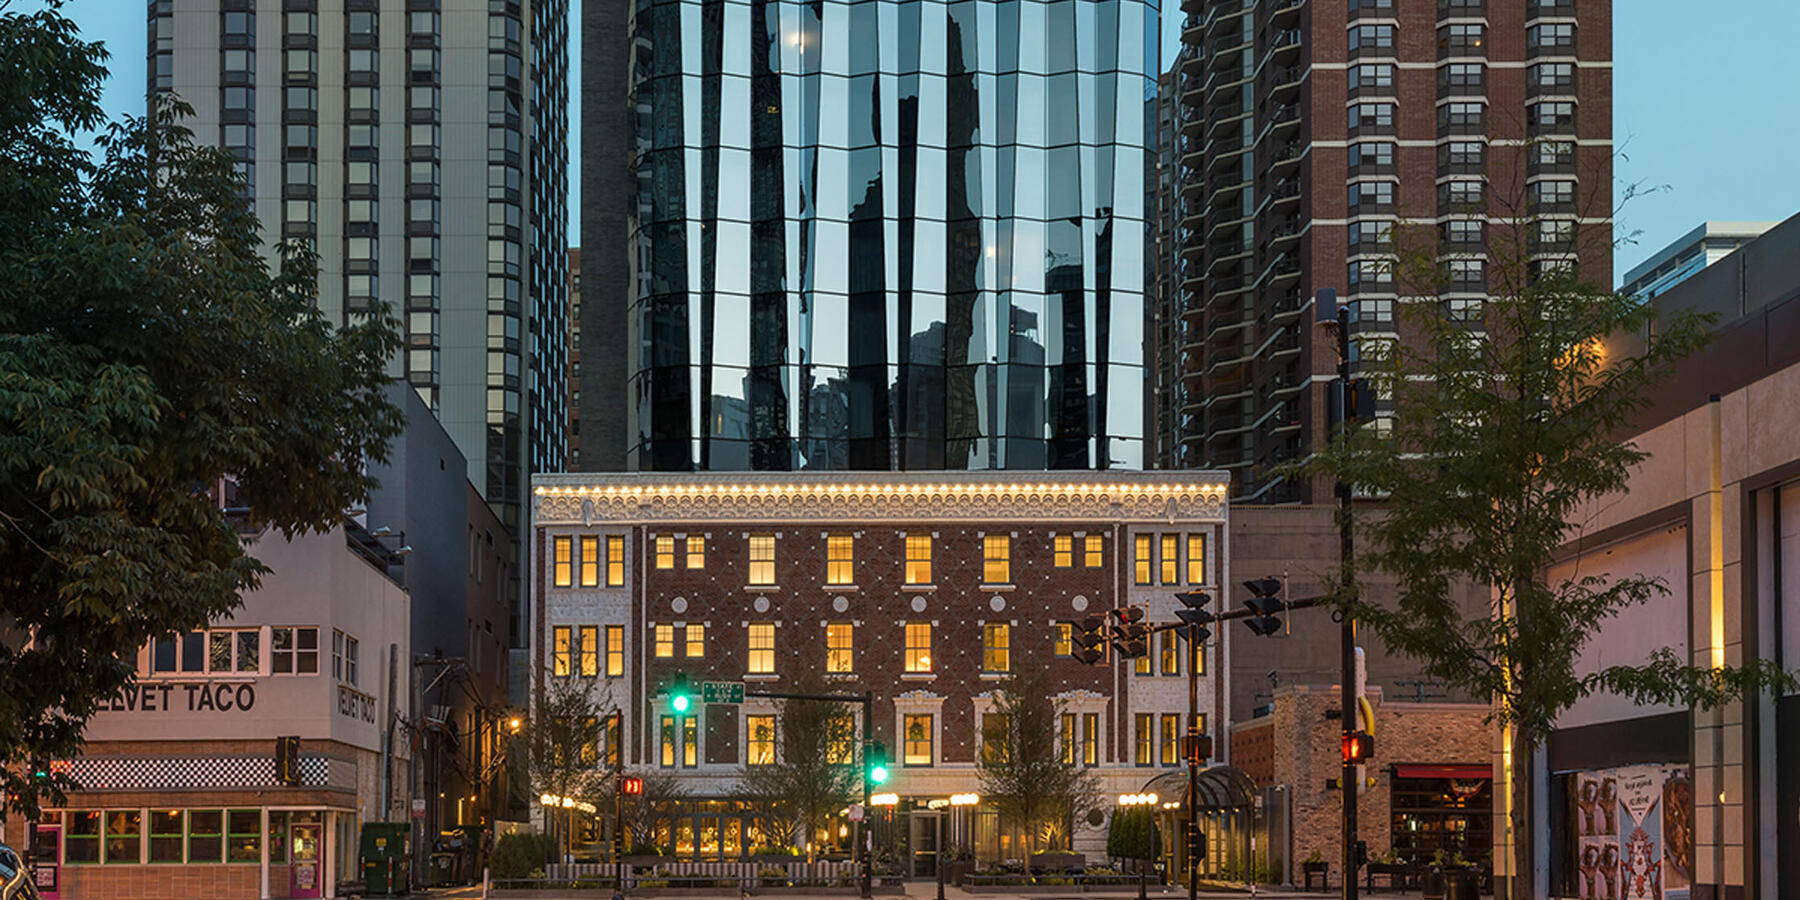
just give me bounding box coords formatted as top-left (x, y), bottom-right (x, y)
top-left (1571, 765), bottom-right (1691, 900)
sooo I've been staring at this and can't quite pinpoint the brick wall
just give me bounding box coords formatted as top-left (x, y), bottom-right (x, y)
top-left (60, 863), bottom-right (267, 900)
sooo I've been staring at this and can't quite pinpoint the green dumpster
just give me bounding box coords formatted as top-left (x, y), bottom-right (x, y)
top-left (360, 823), bottom-right (410, 898)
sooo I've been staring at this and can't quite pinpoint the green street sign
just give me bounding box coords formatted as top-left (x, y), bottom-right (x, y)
top-left (701, 681), bottom-right (745, 704)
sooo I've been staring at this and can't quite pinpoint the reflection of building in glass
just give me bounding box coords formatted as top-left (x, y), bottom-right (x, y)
top-left (588, 0), bottom-right (1155, 471)
top-left (1617, 221), bottom-right (1775, 301)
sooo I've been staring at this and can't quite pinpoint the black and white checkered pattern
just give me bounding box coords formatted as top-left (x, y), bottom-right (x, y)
top-left (65, 755), bottom-right (348, 791)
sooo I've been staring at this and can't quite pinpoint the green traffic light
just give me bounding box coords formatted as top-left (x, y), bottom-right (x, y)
top-left (869, 764), bottom-right (889, 785)
top-left (672, 693), bottom-right (690, 713)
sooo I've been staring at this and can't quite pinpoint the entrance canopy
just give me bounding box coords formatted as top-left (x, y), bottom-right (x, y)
top-left (1140, 766), bottom-right (1258, 810)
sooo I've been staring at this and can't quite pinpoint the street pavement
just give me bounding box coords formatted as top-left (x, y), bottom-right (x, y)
top-left (421, 880), bottom-right (1419, 900)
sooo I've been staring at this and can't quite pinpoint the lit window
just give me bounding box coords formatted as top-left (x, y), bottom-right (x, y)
top-left (1082, 713), bottom-right (1098, 766)
top-left (1161, 534), bottom-right (1179, 584)
top-left (747, 715), bottom-right (775, 765)
top-left (826, 623), bottom-right (854, 673)
top-left (606, 625), bottom-right (624, 677)
top-left (686, 536), bottom-right (704, 569)
top-left (748, 623), bottom-right (775, 674)
top-left (553, 626), bottom-right (571, 677)
top-left (904, 623), bottom-right (933, 673)
top-left (685, 624), bottom-right (705, 658)
top-left (580, 626), bottom-right (599, 677)
top-left (981, 713), bottom-right (1010, 764)
top-left (748, 534), bottom-right (775, 585)
top-left (1054, 623), bottom-right (1072, 657)
top-left (655, 535), bottom-right (675, 569)
top-left (1161, 714), bottom-right (1180, 766)
top-left (827, 534), bottom-right (855, 585)
top-left (606, 536), bottom-right (625, 586)
top-left (983, 535), bottom-right (1010, 584)
top-left (660, 716), bottom-right (675, 767)
top-left (1084, 535), bottom-right (1103, 567)
top-left (903, 714), bottom-right (933, 766)
top-left (1161, 630), bottom-right (1179, 675)
top-left (1134, 713), bottom-right (1152, 765)
top-left (1135, 649), bottom-right (1151, 675)
top-left (579, 535), bottom-right (599, 587)
top-left (826, 715), bottom-right (855, 765)
top-left (1053, 534), bottom-right (1073, 567)
top-left (1187, 534), bottom-right (1206, 583)
top-left (905, 534), bottom-right (932, 584)
top-left (983, 624), bottom-right (1010, 673)
top-left (654, 624), bottom-right (674, 659)
top-left (1060, 713), bottom-right (1077, 765)
top-left (683, 716), bottom-right (697, 767)
top-left (1133, 535), bottom-right (1152, 584)
top-left (553, 536), bottom-right (571, 587)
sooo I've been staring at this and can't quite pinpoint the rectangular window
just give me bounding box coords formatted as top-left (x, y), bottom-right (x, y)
top-left (1134, 714), bottom-right (1153, 765)
top-left (682, 716), bottom-right (698, 767)
top-left (686, 536), bottom-right (704, 569)
top-left (606, 625), bottom-right (624, 677)
top-left (580, 626), bottom-right (599, 677)
top-left (660, 716), bottom-right (676, 767)
top-left (606, 535), bottom-right (625, 586)
top-left (826, 623), bottom-right (854, 673)
top-left (66, 811), bottom-right (99, 864)
top-left (1053, 534), bottom-right (1073, 567)
top-left (1135, 650), bottom-right (1151, 675)
top-left (208, 629), bottom-right (259, 673)
top-left (1084, 534), bottom-right (1103, 567)
top-left (684, 624), bottom-right (705, 658)
top-left (1082, 713), bottom-right (1099, 766)
top-left (654, 624), bottom-right (674, 659)
top-left (1349, 141), bottom-right (1395, 171)
top-left (149, 809), bottom-right (183, 863)
top-left (981, 712), bottom-right (1010, 764)
top-left (1061, 713), bottom-right (1077, 765)
top-left (826, 534), bottom-right (855, 585)
top-left (905, 534), bottom-right (932, 584)
top-left (1161, 715), bottom-right (1181, 766)
top-left (1160, 534), bottom-right (1178, 584)
top-left (227, 810), bottom-right (260, 863)
top-left (105, 809), bottom-right (142, 864)
top-left (270, 627), bottom-right (318, 675)
top-left (655, 535), bottom-right (675, 569)
top-left (983, 624), bottom-right (1010, 673)
top-left (747, 715), bottom-right (776, 765)
top-left (580, 536), bottom-right (599, 587)
top-left (748, 623), bottom-right (775, 674)
top-left (332, 631), bottom-right (345, 681)
top-left (1350, 180), bottom-right (1396, 208)
top-left (553, 626), bottom-right (571, 677)
top-left (1187, 534), bottom-right (1206, 583)
top-left (904, 623), bottom-right (933, 673)
top-left (1054, 623), bottom-right (1072, 657)
top-left (748, 534), bottom-right (776, 585)
top-left (1161, 630), bottom-right (1180, 675)
top-left (188, 810), bottom-right (224, 863)
top-left (903, 714), bottom-right (933, 766)
top-left (826, 715), bottom-right (855, 765)
top-left (553, 536), bottom-right (572, 586)
top-left (983, 534), bottom-right (1010, 584)
top-left (1133, 534), bottom-right (1152, 584)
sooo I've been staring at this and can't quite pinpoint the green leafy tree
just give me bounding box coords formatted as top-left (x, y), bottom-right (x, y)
top-left (976, 664), bottom-right (1100, 858)
top-left (525, 676), bottom-right (618, 857)
top-left (732, 666), bottom-right (859, 858)
top-left (0, 4), bottom-right (402, 818)
top-left (1299, 178), bottom-right (1794, 897)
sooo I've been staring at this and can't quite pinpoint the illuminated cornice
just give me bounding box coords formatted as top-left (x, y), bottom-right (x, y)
top-left (532, 471), bottom-right (1230, 526)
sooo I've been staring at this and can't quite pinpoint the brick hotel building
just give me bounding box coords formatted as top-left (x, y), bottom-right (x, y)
top-left (531, 472), bottom-right (1231, 870)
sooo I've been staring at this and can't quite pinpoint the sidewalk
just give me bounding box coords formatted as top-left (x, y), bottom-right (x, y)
top-left (421, 880), bottom-right (1417, 900)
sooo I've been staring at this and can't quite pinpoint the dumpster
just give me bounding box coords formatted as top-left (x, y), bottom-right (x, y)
top-left (360, 823), bottom-right (410, 898)
top-left (429, 851), bottom-right (457, 886)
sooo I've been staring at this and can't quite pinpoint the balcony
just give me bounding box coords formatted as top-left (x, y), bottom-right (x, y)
top-left (1347, 0), bottom-right (1396, 20)
top-left (1437, 0), bottom-right (1485, 17)
top-left (1528, 0), bottom-right (1576, 19)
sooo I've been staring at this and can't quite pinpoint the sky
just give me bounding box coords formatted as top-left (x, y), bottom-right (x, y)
top-left (56, 0), bottom-right (1800, 286)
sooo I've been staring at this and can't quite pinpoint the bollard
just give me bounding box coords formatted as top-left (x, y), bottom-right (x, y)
top-left (1139, 868), bottom-right (1148, 900)
top-left (937, 858), bottom-right (946, 900)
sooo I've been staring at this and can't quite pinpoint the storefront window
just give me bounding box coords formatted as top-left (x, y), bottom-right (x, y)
top-left (189, 810), bottom-right (225, 863)
top-left (105, 809), bottom-right (143, 864)
top-left (65, 811), bottom-right (100, 863)
top-left (150, 809), bottom-right (184, 862)
top-left (1390, 774), bottom-right (1492, 865)
top-left (268, 811), bottom-right (290, 864)
top-left (228, 809), bottom-right (262, 862)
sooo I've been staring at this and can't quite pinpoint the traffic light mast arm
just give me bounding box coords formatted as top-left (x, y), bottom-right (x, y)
top-left (1144, 594), bottom-right (1328, 635)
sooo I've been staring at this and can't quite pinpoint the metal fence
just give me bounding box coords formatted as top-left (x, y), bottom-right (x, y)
top-left (542, 858), bottom-right (883, 890)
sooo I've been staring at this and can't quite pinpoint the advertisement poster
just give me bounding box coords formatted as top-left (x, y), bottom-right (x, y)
top-left (1571, 765), bottom-right (1691, 900)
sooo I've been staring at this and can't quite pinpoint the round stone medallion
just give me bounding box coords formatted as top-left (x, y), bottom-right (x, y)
top-left (670, 597), bottom-right (688, 614)
top-left (833, 596), bottom-right (850, 613)
top-left (989, 595), bottom-right (1006, 613)
top-left (1072, 595), bottom-right (1089, 612)
top-left (910, 596), bottom-right (928, 613)
top-left (753, 596), bottom-right (771, 614)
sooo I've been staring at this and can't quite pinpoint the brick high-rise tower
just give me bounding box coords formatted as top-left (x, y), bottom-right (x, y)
top-left (1170, 0), bottom-right (1611, 499)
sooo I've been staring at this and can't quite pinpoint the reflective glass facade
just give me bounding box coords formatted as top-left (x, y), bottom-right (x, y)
top-left (625, 0), bottom-right (1157, 471)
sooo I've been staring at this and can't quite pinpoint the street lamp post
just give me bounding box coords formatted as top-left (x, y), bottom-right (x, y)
top-left (1316, 286), bottom-right (1360, 900)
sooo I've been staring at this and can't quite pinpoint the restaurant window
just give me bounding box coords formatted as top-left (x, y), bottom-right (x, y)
top-left (747, 622), bottom-right (775, 674)
top-left (748, 534), bottom-right (776, 585)
top-left (904, 623), bottom-right (933, 673)
top-left (332, 630), bottom-right (359, 686)
top-left (553, 535), bottom-right (571, 586)
top-left (65, 811), bottom-right (99, 864)
top-left (983, 534), bottom-right (1010, 584)
top-left (826, 534), bottom-right (855, 585)
top-left (227, 809), bottom-right (261, 862)
top-left (660, 716), bottom-right (676, 767)
top-left (606, 625), bottom-right (624, 677)
top-left (747, 715), bottom-right (775, 765)
top-left (826, 623), bottom-right (854, 673)
top-left (903, 714), bottom-right (933, 766)
top-left (105, 809), bottom-right (142, 864)
top-left (188, 810), bottom-right (224, 863)
top-left (905, 534), bottom-right (932, 584)
top-left (580, 535), bottom-right (599, 586)
top-left (682, 716), bottom-right (698, 767)
top-left (208, 629), bottom-right (259, 673)
top-left (270, 627), bottom-right (318, 675)
top-left (150, 809), bottom-right (184, 862)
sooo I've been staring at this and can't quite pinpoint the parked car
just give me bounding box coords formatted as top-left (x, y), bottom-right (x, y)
top-left (0, 844), bottom-right (40, 900)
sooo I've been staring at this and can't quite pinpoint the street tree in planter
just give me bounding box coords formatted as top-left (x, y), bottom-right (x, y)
top-left (0, 4), bottom-right (403, 818)
top-left (1296, 158), bottom-right (1796, 899)
top-left (526, 676), bottom-right (618, 858)
top-left (976, 664), bottom-right (1101, 861)
top-left (732, 665), bottom-right (859, 859)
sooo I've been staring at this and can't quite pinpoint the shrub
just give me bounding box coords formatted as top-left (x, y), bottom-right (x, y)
top-left (491, 832), bottom-right (555, 879)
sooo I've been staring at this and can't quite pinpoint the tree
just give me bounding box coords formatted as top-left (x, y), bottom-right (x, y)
top-left (732, 667), bottom-right (860, 858)
top-left (976, 665), bottom-right (1100, 859)
top-left (0, 4), bottom-right (403, 818)
top-left (621, 769), bottom-right (688, 854)
top-left (1299, 165), bottom-right (1794, 898)
top-left (525, 676), bottom-right (616, 855)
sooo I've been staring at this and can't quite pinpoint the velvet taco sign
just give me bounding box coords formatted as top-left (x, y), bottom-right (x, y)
top-left (102, 681), bottom-right (258, 713)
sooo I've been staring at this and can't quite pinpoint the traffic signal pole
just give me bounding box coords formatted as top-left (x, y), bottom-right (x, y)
top-left (1186, 621), bottom-right (1201, 900)
top-left (1327, 290), bottom-right (1359, 900)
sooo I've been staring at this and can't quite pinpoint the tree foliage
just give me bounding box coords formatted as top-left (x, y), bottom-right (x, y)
top-left (976, 664), bottom-right (1100, 857)
top-left (732, 666), bottom-right (860, 857)
top-left (1297, 182), bottom-right (1794, 896)
top-left (525, 676), bottom-right (616, 809)
top-left (0, 3), bottom-right (403, 818)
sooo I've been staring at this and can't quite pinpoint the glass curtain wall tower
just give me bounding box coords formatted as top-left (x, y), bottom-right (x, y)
top-left (605, 0), bottom-right (1157, 471)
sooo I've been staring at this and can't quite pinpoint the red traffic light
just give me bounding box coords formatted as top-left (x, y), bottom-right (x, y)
top-left (1341, 731), bottom-right (1373, 765)
top-left (620, 776), bottom-right (644, 796)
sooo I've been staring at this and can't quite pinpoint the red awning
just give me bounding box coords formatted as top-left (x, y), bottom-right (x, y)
top-left (1393, 764), bottom-right (1491, 780)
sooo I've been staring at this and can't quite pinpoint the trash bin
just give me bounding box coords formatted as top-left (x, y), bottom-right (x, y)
top-left (360, 823), bottom-right (410, 898)
top-left (430, 851), bottom-right (458, 886)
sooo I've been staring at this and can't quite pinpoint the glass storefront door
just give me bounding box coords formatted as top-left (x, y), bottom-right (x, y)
top-left (909, 813), bottom-right (941, 878)
top-left (289, 823), bottom-right (322, 899)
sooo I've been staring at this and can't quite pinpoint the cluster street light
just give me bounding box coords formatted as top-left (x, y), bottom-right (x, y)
top-left (1116, 793), bottom-right (1160, 807)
